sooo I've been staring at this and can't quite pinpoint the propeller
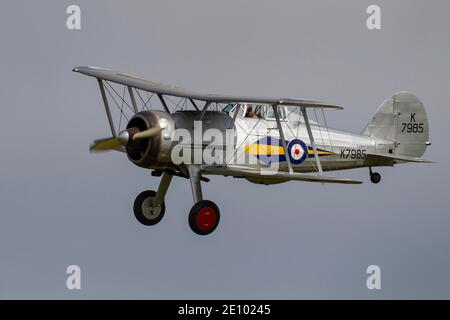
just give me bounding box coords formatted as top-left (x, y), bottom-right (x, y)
top-left (90, 126), bottom-right (162, 153)
top-left (89, 137), bottom-right (123, 151)
top-left (132, 126), bottom-right (162, 140)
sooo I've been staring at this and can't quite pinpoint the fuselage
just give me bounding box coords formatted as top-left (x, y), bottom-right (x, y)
top-left (165, 106), bottom-right (394, 174)
top-left (233, 114), bottom-right (383, 173)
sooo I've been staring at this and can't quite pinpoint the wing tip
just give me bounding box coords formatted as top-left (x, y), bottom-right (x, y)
top-left (72, 65), bottom-right (113, 74)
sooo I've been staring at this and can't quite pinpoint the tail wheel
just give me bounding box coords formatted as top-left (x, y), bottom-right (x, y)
top-left (133, 190), bottom-right (165, 226)
top-left (370, 172), bottom-right (381, 184)
top-left (188, 200), bottom-right (220, 235)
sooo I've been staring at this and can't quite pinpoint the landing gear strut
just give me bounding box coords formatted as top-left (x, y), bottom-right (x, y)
top-left (369, 167), bottom-right (381, 184)
top-left (187, 166), bottom-right (220, 235)
top-left (133, 172), bottom-right (172, 225)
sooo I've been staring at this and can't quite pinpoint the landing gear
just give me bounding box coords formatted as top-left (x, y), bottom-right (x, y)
top-left (133, 172), bottom-right (172, 226)
top-left (132, 167), bottom-right (221, 235)
top-left (370, 172), bottom-right (381, 184)
top-left (133, 190), bottom-right (165, 225)
top-left (369, 167), bottom-right (381, 184)
top-left (186, 165), bottom-right (220, 235)
top-left (189, 200), bottom-right (220, 235)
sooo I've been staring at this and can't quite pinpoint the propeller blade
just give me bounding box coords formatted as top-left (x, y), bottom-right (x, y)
top-left (132, 126), bottom-right (162, 140)
top-left (90, 126), bottom-right (161, 153)
top-left (90, 137), bottom-right (122, 152)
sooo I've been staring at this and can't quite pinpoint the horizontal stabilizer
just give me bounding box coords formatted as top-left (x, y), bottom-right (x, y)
top-left (366, 153), bottom-right (433, 164)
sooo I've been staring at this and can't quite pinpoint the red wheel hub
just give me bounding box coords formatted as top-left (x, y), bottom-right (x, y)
top-left (196, 207), bottom-right (218, 232)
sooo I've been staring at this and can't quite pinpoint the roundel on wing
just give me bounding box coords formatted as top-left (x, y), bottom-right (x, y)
top-left (287, 139), bottom-right (308, 165)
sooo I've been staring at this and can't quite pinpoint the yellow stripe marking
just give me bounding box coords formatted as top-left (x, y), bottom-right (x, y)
top-left (245, 143), bottom-right (336, 156)
top-left (244, 144), bottom-right (284, 156)
top-left (307, 150), bottom-right (335, 155)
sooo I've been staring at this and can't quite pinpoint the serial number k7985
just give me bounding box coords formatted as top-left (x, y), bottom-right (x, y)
top-left (340, 148), bottom-right (367, 159)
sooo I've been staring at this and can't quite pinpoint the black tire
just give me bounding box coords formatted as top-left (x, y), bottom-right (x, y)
top-left (188, 200), bottom-right (220, 236)
top-left (370, 172), bottom-right (381, 184)
top-left (133, 190), bottom-right (165, 226)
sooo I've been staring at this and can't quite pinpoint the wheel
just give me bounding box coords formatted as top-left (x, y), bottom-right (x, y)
top-left (133, 190), bottom-right (165, 226)
top-left (188, 200), bottom-right (220, 235)
top-left (370, 172), bottom-right (381, 184)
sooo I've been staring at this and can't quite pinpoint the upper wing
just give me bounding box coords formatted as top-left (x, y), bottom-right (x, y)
top-left (202, 165), bottom-right (362, 184)
top-left (73, 66), bottom-right (342, 109)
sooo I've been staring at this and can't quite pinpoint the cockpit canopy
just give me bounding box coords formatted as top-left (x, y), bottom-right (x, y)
top-left (222, 103), bottom-right (288, 120)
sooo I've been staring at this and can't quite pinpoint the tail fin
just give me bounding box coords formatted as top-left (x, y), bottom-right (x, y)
top-left (362, 92), bottom-right (430, 158)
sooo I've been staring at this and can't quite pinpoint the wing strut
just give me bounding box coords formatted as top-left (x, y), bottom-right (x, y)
top-left (301, 107), bottom-right (323, 174)
top-left (157, 94), bottom-right (170, 113)
top-left (127, 86), bottom-right (138, 113)
top-left (272, 105), bottom-right (293, 174)
top-left (232, 104), bottom-right (240, 122)
top-left (199, 102), bottom-right (211, 120)
top-left (97, 79), bottom-right (116, 137)
top-left (189, 98), bottom-right (199, 111)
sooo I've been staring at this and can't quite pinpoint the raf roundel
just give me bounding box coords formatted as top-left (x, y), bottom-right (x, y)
top-left (287, 139), bottom-right (308, 165)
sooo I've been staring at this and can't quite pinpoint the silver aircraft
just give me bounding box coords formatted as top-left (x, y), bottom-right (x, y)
top-left (74, 66), bottom-right (431, 235)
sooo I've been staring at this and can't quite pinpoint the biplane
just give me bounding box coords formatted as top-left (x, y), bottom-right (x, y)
top-left (73, 66), bottom-right (431, 235)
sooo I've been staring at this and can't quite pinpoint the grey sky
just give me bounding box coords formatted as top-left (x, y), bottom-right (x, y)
top-left (0, 0), bottom-right (449, 298)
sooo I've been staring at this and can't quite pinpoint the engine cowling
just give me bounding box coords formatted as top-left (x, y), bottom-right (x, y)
top-left (125, 110), bottom-right (175, 169)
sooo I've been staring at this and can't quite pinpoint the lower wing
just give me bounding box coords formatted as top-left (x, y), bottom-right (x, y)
top-left (202, 165), bottom-right (362, 184)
